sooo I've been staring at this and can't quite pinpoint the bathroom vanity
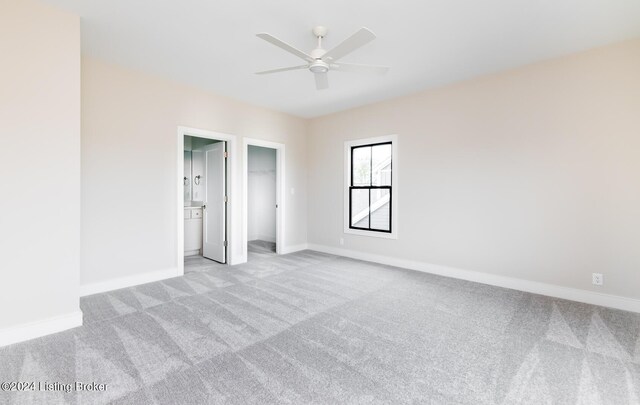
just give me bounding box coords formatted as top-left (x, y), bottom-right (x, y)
top-left (184, 205), bottom-right (203, 256)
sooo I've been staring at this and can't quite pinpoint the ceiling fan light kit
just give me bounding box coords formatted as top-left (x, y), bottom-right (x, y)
top-left (256, 25), bottom-right (389, 90)
top-left (309, 61), bottom-right (329, 74)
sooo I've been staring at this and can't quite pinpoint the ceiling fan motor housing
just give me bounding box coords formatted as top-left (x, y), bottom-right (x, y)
top-left (309, 46), bottom-right (329, 73)
top-left (310, 48), bottom-right (326, 59)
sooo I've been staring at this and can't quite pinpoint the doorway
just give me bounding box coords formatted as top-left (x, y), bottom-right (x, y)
top-left (247, 145), bottom-right (276, 258)
top-left (242, 138), bottom-right (285, 262)
top-left (183, 135), bottom-right (226, 268)
top-left (177, 127), bottom-right (238, 276)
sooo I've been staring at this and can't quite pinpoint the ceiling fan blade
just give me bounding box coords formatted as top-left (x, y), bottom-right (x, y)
top-left (331, 63), bottom-right (389, 75)
top-left (314, 72), bottom-right (329, 90)
top-left (256, 33), bottom-right (314, 62)
top-left (255, 65), bottom-right (308, 75)
top-left (321, 27), bottom-right (376, 62)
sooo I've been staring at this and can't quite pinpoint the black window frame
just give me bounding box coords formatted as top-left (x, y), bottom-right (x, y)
top-left (349, 141), bottom-right (392, 233)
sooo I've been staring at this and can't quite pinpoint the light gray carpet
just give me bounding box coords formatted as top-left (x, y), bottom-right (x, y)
top-left (183, 240), bottom-right (275, 275)
top-left (247, 240), bottom-right (277, 259)
top-left (1, 249), bottom-right (639, 404)
top-left (183, 255), bottom-right (228, 274)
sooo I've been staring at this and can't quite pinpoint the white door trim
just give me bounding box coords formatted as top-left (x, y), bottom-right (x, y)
top-left (177, 126), bottom-right (239, 276)
top-left (242, 138), bottom-right (285, 259)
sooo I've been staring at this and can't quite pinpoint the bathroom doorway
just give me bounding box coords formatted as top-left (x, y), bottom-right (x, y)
top-left (243, 138), bottom-right (285, 262)
top-left (177, 127), bottom-right (238, 276)
top-left (184, 135), bottom-right (227, 265)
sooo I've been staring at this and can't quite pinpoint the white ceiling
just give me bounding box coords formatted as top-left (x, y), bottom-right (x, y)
top-left (41, 0), bottom-right (640, 118)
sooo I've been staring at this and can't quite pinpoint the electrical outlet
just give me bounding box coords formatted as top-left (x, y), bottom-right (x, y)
top-left (339, 238), bottom-right (344, 246)
top-left (592, 273), bottom-right (604, 286)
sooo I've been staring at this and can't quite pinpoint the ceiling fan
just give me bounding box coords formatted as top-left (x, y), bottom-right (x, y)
top-left (255, 26), bottom-right (389, 90)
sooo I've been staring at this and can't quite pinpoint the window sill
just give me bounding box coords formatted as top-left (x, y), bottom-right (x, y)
top-left (344, 227), bottom-right (398, 240)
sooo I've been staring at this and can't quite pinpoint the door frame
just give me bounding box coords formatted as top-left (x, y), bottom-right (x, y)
top-left (242, 138), bottom-right (285, 258)
top-left (177, 126), bottom-right (238, 276)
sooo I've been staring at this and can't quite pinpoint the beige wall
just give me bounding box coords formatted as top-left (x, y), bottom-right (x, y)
top-left (0, 0), bottom-right (81, 329)
top-left (308, 39), bottom-right (640, 299)
top-left (81, 57), bottom-right (308, 286)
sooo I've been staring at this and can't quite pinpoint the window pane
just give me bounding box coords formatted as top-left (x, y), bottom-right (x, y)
top-left (352, 146), bottom-right (371, 186)
top-left (372, 144), bottom-right (392, 186)
top-left (370, 189), bottom-right (390, 231)
top-left (351, 189), bottom-right (370, 228)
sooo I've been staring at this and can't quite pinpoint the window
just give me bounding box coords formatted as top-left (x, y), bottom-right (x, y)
top-left (344, 135), bottom-right (397, 238)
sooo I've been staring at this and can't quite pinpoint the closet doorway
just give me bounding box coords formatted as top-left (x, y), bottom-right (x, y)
top-left (243, 139), bottom-right (285, 261)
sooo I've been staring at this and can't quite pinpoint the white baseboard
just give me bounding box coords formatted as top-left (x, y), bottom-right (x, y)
top-left (280, 243), bottom-right (309, 255)
top-left (307, 243), bottom-right (640, 313)
top-left (80, 267), bottom-right (179, 297)
top-left (0, 310), bottom-right (83, 348)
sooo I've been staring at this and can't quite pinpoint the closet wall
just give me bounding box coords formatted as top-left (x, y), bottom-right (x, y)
top-left (248, 146), bottom-right (276, 242)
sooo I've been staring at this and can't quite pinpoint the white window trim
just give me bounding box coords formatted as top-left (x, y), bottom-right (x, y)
top-left (344, 134), bottom-right (398, 239)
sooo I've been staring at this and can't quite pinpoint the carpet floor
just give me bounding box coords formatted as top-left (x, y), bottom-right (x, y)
top-left (246, 240), bottom-right (277, 259)
top-left (1, 249), bottom-right (639, 404)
